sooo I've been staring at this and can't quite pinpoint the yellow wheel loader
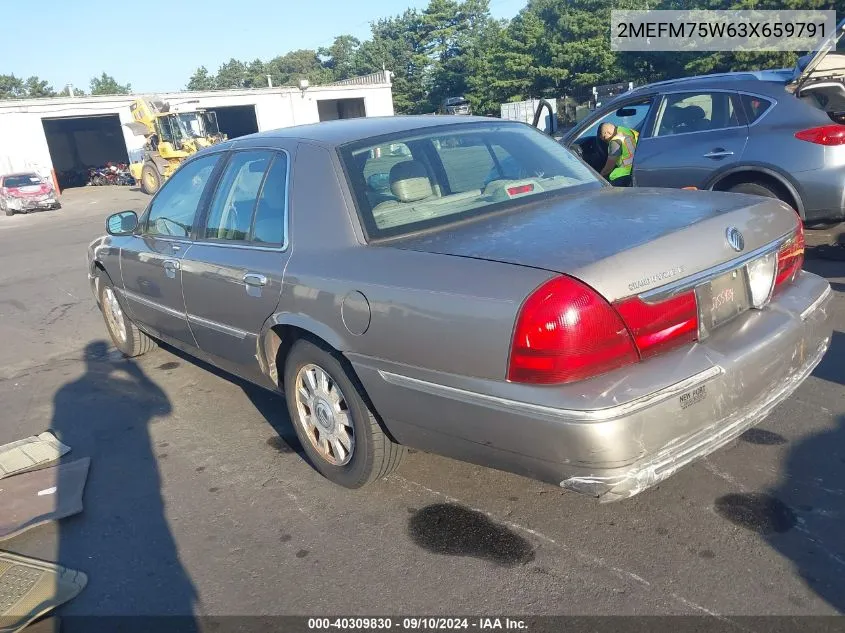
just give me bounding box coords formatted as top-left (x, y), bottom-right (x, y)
top-left (124, 97), bottom-right (226, 195)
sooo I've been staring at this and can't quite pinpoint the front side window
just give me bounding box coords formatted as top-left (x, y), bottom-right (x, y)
top-left (204, 150), bottom-right (274, 241)
top-left (340, 122), bottom-right (600, 239)
top-left (655, 92), bottom-right (742, 136)
top-left (577, 99), bottom-right (654, 141)
top-left (144, 153), bottom-right (220, 238)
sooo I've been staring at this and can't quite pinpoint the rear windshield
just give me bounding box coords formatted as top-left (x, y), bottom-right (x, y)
top-left (339, 122), bottom-right (600, 239)
top-left (3, 174), bottom-right (42, 188)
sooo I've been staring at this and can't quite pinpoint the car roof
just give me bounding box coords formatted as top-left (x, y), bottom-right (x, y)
top-left (619, 71), bottom-right (792, 100)
top-left (1, 172), bottom-right (40, 179)
top-left (221, 115), bottom-right (513, 149)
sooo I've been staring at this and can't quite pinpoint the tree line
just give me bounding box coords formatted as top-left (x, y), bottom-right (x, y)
top-left (3, 0), bottom-right (841, 111)
top-left (184, 0), bottom-right (842, 115)
top-left (0, 72), bottom-right (131, 99)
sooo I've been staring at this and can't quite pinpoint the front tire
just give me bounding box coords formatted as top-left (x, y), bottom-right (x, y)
top-left (98, 280), bottom-right (157, 357)
top-left (140, 163), bottom-right (161, 195)
top-left (283, 339), bottom-right (405, 488)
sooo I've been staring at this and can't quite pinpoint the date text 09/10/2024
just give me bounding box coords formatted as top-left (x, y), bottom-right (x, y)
top-left (307, 618), bottom-right (528, 630)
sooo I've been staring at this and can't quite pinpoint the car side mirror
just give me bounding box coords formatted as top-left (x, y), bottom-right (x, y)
top-left (106, 210), bottom-right (138, 236)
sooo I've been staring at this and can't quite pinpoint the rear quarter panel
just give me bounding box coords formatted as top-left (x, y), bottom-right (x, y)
top-left (281, 246), bottom-right (555, 381)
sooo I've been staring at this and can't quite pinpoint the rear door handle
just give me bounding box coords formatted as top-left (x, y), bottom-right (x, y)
top-left (703, 149), bottom-right (735, 159)
top-left (243, 273), bottom-right (267, 287)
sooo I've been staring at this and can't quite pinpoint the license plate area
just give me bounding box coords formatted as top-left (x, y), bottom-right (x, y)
top-left (695, 267), bottom-right (751, 339)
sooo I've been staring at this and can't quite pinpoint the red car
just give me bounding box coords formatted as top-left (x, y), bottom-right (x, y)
top-left (0, 172), bottom-right (61, 216)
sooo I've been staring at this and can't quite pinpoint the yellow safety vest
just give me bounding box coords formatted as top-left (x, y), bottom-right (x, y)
top-left (608, 126), bottom-right (639, 181)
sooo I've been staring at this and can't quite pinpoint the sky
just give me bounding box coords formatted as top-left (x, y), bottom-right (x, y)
top-left (1, 0), bottom-right (524, 95)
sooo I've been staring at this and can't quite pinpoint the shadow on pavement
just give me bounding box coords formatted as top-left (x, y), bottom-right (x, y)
top-left (50, 341), bottom-right (199, 627)
top-left (769, 413), bottom-right (845, 613)
top-left (158, 342), bottom-right (304, 457)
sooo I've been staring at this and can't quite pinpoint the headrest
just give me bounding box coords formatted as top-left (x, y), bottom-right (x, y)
top-left (389, 160), bottom-right (433, 203)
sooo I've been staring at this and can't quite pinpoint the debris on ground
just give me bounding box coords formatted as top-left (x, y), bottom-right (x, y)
top-left (0, 433), bottom-right (70, 480)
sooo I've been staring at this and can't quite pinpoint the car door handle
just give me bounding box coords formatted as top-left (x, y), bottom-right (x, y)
top-left (243, 273), bottom-right (267, 287)
top-left (162, 259), bottom-right (180, 271)
top-left (703, 149), bottom-right (735, 158)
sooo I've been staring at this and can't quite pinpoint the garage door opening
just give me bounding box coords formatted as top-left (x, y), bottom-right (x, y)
top-left (213, 105), bottom-right (259, 139)
top-left (42, 114), bottom-right (129, 189)
top-left (318, 98), bottom-right (366, 121)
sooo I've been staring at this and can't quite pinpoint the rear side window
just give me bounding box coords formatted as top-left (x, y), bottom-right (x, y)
top-left (251, 153), bottom-right (288, 245)
top-left (655, 92), bottom-right (742, 136)
top-left (740, 94), bottom-right (773, 124)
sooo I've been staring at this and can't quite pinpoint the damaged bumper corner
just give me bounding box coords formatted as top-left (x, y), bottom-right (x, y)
top-left (4, 196), bottom-right (59, 212)
top-left (562, 330), bottom-right (831, 503)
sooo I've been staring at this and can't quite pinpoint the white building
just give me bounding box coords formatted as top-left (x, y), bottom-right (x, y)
top-left (0, 71), bottom-right (394, 188)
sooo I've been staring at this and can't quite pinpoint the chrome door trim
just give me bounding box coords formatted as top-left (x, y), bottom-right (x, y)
top-left (187, 313), bottom-right (253, 339)
top-left (122, 289), bottom-right (186, 320)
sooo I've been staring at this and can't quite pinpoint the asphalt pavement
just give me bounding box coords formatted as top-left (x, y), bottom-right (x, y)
top-left (0, 187), bottom-right (843, 621)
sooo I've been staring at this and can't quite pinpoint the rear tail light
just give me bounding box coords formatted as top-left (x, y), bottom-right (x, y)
top-left (794, 124), bottom-right (845, 146)
top-left (774, 223), bottom-right (805, 293)
top-left (613, 291), bottom-right (699, 359)
top-left (508, 276), bottom-right (639, 384)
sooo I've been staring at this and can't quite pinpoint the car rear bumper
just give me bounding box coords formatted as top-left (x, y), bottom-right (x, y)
top-left (352, 271), bottom-right (834, 501)
top-left (4, 196), bottom-right (58, 211)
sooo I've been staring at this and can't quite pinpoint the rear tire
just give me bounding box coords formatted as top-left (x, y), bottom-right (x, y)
top-left (727, 181), bottom-right (780, 200)
top-left (283, 339), bottom-right (405, 489)
top-left (98, 279), bottom-right (157, 357)
top-left (140, 163), bottom-right (161, 195)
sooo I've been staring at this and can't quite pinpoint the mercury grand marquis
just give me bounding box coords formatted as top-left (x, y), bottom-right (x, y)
top-left (86, 116), bottom-right (833, 502)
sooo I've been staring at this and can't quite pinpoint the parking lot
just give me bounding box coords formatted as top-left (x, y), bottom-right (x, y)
top-left (1, 186), bottom-right (843, 618)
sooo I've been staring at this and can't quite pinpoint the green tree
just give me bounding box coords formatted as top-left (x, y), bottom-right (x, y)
top-left (0, 74), bottom-right (26, 99)
top-left (319, 35), bottom-right (362, 81)
top-left (24, 76), bottom-right (56, 98)
top-left (354, 9), bottom-right (429, 113)
top-left (90, 72), bottom-right (131, 95)
top-left (265, 49), bottom-right (333, 86)
top-left (187, 66), bottom-right (216, 91)
top-left (215, 59), bottom-right (248, 88)
top-left (244, 59), bottom-right (269, 88)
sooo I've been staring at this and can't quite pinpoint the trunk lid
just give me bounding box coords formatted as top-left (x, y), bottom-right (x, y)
top-left (387, 187), bottom-right (798, 301)
top-left (788, 17), bottom-right (845, 94)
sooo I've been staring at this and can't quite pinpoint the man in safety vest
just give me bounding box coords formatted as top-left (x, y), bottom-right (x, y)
top-left (598, 122), bottom-right (639, 187)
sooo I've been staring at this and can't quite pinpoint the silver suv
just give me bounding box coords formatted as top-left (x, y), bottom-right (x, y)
top-left (562, 19), bottom-right (845, 228)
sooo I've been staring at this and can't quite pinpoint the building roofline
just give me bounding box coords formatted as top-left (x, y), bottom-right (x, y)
top-left (0, 81), bottom-right (392, 111)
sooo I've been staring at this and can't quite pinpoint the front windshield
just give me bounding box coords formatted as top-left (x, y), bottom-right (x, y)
top-left (340, 122), bottom-right (601, 239)
top-left (177, 113), bottom-right (205, 138)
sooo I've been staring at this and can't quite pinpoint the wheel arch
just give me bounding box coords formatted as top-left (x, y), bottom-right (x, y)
top-left (706, 164), bottom-right (806, 219)
top-left (256, 314), bottom-right (350, 389)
